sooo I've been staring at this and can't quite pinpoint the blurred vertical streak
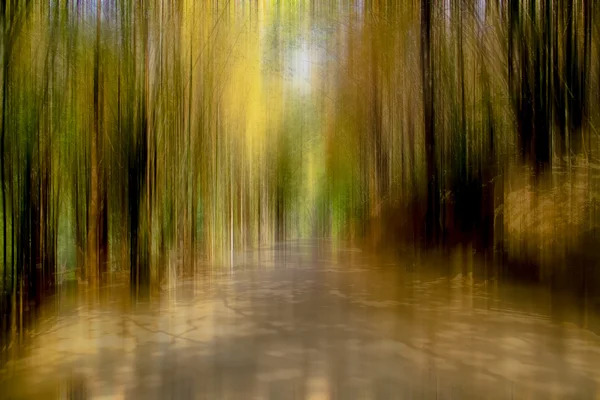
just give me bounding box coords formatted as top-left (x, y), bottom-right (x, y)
top-left (421, 0), bottom-right (439, 246)
top-left (86, 0), bottom-right (102, 288)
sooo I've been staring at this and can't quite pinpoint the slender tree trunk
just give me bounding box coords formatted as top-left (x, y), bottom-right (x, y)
top-left (87, 0), bottom-right (101, 286)
top-left (421, 0), bottom-right (439, 246)
top-left (1, 17), bottom-right (9, 293)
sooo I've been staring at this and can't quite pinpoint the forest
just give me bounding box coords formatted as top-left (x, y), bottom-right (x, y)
top-left (1, 0), bottom-right (599, 370)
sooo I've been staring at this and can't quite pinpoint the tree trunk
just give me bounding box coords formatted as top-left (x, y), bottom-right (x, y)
top-left (86, 0), bottom-right (101, 286)
top-left (421, 0), bottom-right (439, 246)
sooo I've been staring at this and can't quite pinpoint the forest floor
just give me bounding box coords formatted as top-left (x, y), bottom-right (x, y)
top-left (1, 239), bottom-right (600, 399)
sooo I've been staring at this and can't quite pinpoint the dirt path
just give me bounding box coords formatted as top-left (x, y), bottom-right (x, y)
top-left (1, 240), bottom-right (600, 399)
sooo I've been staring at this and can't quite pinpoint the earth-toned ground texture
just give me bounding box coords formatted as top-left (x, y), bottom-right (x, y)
top-left (1, 240), bottom-right (600, 399)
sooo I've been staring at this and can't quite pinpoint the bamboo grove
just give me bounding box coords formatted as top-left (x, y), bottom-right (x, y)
top-left (1, 0), bottom-right (599, 353)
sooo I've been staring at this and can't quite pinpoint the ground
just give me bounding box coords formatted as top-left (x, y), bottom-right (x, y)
top-left (1, 240), bottom-right (600, 399)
